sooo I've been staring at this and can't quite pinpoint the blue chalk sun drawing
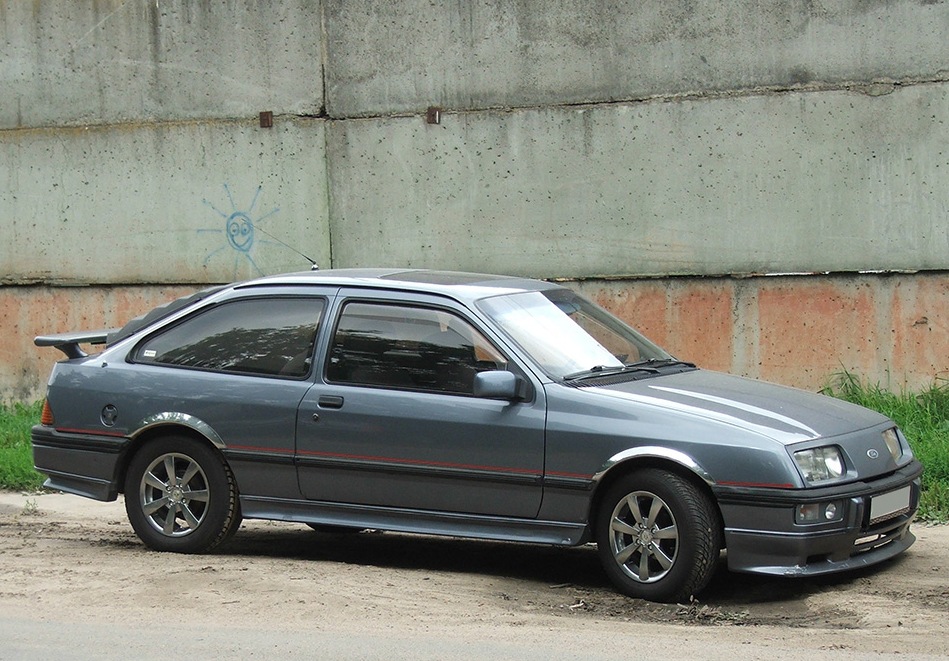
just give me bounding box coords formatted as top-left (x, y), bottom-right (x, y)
top-left (200, 184), bottom-right (280, 277)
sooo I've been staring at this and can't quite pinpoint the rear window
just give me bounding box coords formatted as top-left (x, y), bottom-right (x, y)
top-left (134, 297), bottom-right (324, 378)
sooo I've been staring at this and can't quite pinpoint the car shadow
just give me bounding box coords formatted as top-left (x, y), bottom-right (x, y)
top-left (214, 521), bottom-right (908, 609)
top-left (225, 522), bottom-right (612, 589)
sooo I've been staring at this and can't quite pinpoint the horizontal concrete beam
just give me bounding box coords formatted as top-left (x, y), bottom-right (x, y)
top-left (1, 118), bottom-right (330, 285)
top-left (7, 1), bottom-right (948, 128)
top-left (324, 0), bottom-right (949, 117)
top-left (2, 0), bottom-right (323, 129)
top-left (327, 82), bottom-right (949, 278)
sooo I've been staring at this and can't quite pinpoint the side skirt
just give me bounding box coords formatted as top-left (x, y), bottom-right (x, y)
top-left (239, 495), bottom-right (588, 546)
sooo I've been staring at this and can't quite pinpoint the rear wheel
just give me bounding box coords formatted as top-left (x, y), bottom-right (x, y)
top-left (124, 435), bottom-right (241, 553)
top-left (595, 469), bottom-right (721, 603)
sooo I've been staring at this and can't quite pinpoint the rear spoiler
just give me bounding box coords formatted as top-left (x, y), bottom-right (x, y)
top-left (34, 329), bottom-right (117, 359)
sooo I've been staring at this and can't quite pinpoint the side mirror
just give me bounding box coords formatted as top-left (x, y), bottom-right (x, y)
top-left (473, 371), bottom-right (524, 400)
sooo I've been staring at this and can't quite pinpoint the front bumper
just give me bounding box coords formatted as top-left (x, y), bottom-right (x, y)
top-left (715, 460), bottom-right (923, 576)
top-left (30, 425), bottom-right (129, 501)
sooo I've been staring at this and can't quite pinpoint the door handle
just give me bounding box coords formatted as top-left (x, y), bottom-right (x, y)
top-left (318, 395), bottom-right (344, 409)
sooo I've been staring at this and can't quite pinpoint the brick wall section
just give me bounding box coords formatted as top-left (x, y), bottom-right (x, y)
top-left (573, 271), bottom-right (949, 392)
top-left (1, 285), bottom-right (195, 402)
top-left (5, 272), bottom-right (947, 403)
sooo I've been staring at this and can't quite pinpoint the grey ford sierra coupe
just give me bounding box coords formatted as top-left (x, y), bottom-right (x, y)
top-left (31, 269), bottom-right (922, 602)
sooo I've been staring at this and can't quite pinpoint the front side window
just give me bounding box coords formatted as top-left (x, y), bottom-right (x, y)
top-left (135, 297), bottom-right (324, 378)
top-left (326, 302), bottom-right (506, 394)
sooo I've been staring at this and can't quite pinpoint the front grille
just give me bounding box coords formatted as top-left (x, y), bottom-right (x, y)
top-left (853, 520), bottom-right (910, 555)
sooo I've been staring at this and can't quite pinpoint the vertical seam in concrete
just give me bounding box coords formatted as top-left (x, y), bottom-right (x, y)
top-left (876, 278), bottom-right (896, 390)
top-left (733, 279), bottom-right (761, 379)
top-left (319, 0), bottom-right (329, 118)
top-left (319, 0), bottom-right (335, 268)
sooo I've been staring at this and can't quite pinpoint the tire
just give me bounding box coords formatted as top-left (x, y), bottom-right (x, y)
top-left (124, 435), bottom-right (242, 553)
top-left (595, 469), bottom-right (721, 603)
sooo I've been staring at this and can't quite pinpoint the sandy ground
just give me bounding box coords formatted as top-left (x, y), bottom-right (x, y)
top-left (1, 491), bottom-right (948, 660)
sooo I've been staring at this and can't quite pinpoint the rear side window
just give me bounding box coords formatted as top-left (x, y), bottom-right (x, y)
top-left (135, 298), bottom-right (324, 378)
top-left (326, 302), bottom-right (506, 394)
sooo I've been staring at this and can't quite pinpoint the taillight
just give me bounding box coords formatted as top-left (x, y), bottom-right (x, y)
top-left (40, 399), bottom-right (54, 426)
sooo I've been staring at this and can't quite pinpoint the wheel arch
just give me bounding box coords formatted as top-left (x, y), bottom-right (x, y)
top-left (588, 447), bottom-right (724, 539)
top-left (116, 414), bottom-right (227, 495)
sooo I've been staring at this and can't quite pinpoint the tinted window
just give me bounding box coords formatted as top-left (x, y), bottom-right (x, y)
top-left (326, 302), bottom-right (506, 394)
top-left (136, 298), bottom-right (324, 377)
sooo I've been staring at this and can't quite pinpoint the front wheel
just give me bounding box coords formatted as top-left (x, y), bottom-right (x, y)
top-left (595, 469), bottom-right (721, 603)
top-left (124, 435), bottom-right (241, 553)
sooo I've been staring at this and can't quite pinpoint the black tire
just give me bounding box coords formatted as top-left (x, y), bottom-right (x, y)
top-left (124, 435), bottom-right (242, 553)
top-left (595, 469), bottom-right (721, 603)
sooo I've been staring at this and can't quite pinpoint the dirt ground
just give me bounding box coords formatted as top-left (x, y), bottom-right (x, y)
top-left (1, 491), bottom-right (948, 659)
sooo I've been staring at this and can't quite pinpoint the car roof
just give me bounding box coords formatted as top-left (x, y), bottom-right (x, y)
top-left (107, 269), bottom-right (561, 347)
top-left (239, 268), bottom-right (563, 300)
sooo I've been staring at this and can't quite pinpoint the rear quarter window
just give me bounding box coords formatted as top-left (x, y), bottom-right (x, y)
top-left (134, 297), bottom-right (324, 378)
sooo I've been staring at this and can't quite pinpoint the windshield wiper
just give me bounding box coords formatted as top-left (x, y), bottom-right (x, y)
top-left (625, 358), bottom-right (697, 369)
top-left (563, 364), bottom-right (660, 382)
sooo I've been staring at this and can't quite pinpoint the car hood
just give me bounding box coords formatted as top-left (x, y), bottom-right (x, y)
top-left (588, 369), bottom-right (891, 445)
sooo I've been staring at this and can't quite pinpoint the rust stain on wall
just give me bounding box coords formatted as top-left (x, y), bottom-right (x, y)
top-left (756, 281), bottom-right (879, 388)
top-left (888, 277), bottom-right (949, 384)
top-left (3, 273), bottom-right (948, 402)
top-left (577, 272), bottom-right (948, 392)
top-left (0, 285), bottom-right (195, 402)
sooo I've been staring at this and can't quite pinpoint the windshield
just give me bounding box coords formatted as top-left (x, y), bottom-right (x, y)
top-left (477, 288), bottom-right (672, 380)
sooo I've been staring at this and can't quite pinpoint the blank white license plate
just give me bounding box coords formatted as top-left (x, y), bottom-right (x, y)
top-left (869, 486), bottom-right (911, 524)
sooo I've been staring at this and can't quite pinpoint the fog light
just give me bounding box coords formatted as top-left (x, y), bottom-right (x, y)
top-left (796, 501), bottom-right (843, 524)
top-left (796, 503), bottom-right (820, 523)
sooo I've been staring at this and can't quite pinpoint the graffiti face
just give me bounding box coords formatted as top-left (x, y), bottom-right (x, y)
top-left (201, 184), bottom-right (280, 277)
top-left (227, 212), bottom-right (255, 252)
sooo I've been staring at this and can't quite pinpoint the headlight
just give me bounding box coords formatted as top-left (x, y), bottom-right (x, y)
top-left (882, 428), bottom-right (903, 461)
top-left (793, 446), bottom-right (845, 485)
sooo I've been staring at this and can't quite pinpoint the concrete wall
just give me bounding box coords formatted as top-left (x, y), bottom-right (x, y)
top-left (3, 1), bottom-right (322, 128)
top-left (324, 0), bottom-right (949, 116)
top-left (328, 84), bottom-right (949, 278)
top-left (2, 0), bottom-right (949, 400)
top-left (2, 119), bottom-right (330, 285)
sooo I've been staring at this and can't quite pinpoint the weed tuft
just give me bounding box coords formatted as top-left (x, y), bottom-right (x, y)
top-left (825, 372), bottom-right (949, 523)
top-left (0, 401), bottom-right (46, 492)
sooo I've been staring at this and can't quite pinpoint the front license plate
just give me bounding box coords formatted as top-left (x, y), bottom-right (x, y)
top-left (869, 485), bottom-right (911, 525)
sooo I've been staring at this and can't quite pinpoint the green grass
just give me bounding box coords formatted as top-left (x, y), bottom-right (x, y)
top-left (825, 373), bottom-right (949, 522)
top-left (0, 401), bottom-right (46, 492)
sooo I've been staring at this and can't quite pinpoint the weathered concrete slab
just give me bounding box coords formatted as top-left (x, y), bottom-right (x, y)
top-left (324, 0), bottom-right (949, 117)
top-left (1, 118), bottom-right (329, 284)
top-left (327, 82), bottom-right (949, 278)
top-left (1, 0), bottom-right (323, 129)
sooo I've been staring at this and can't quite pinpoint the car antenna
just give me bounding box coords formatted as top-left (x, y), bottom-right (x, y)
top-left (248, 220), bottom-right (319, 270)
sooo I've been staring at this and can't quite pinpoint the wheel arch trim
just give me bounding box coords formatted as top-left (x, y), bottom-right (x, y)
top-left (129, 412), bottom-right (226, 450)
top-left (593, 446), bottom-right (715, 487)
